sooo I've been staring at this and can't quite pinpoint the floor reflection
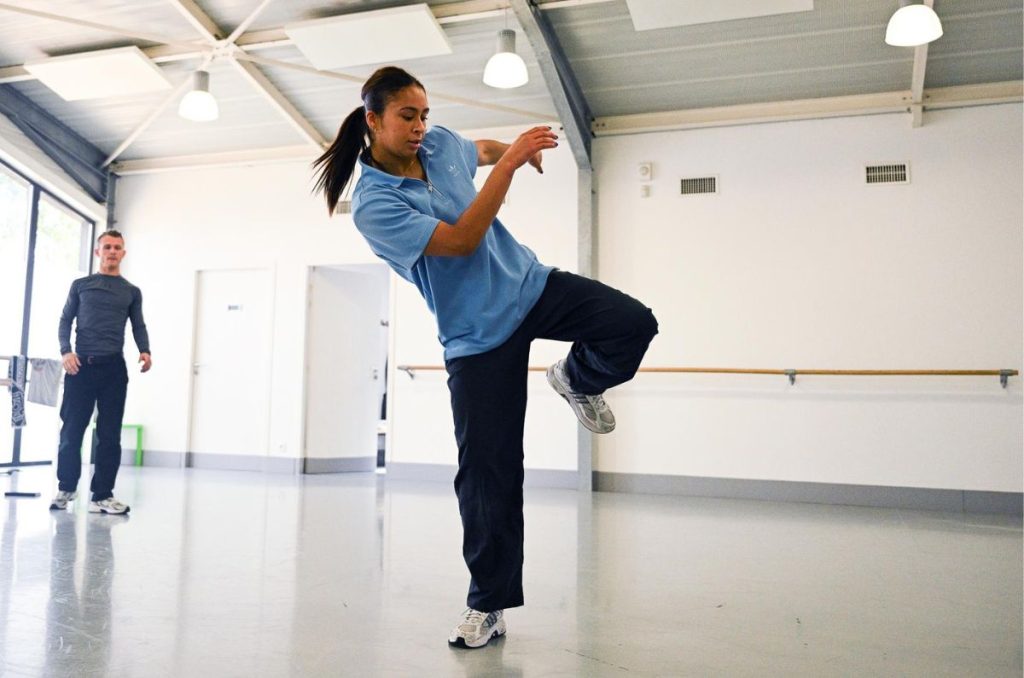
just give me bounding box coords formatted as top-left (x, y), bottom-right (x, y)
top-left (45, 511), bottom-right (126, 677)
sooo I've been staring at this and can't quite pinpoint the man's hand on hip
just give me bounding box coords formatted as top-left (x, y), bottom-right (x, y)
top-left (62, 353), bottom-right (80, 375)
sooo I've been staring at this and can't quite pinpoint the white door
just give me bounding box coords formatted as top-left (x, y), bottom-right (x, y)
top-left (189, 269), bottom-right (273, 457)
top-left (304, 265), bottom-right (389, 464)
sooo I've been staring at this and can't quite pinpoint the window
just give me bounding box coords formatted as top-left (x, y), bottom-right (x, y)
top-left (0, 159), bottom-right (96, 465)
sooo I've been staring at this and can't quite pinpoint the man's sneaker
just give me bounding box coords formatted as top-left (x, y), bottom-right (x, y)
top-left (546, 359), bottom-right (616, 434)
top-left (89, 497), bottom-right (130, 515)
top-left (448, 608), bottom-right (506, 649)
top-left (49, 491), bottom-right (77, 511)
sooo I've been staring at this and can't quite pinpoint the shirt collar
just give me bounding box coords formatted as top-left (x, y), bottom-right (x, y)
top-left (356, 129), bottom-right (437, 188)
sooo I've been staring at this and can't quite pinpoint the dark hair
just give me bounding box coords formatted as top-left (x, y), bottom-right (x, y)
top-left (313, 66), bottom-right (425, 215)
top-left (97, 229), bottom-right (124, 244)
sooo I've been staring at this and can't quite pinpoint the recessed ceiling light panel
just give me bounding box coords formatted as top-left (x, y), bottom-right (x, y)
top-left (285, 4), bottom-right (452, 70)
top-left (626, 0), bottom-right (814, 31)
top-left (24, 46), bottom-right (172, 101)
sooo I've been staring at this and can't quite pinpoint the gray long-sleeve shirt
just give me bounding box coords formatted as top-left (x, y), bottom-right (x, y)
top-left (58, 274), bottom-right (150, 356)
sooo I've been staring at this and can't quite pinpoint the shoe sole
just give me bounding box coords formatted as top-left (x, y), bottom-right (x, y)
top-left (89, 505), bottom-right (130, 515)
top-left (546, 366), bottom-right (615, 434)
top-left (448, 620), bottom-right (507, 649)
top-left (49, 495), bottom-right (76, 511)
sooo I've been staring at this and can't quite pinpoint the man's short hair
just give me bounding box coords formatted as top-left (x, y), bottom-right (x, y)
top-left (97, 229), bottom-right (124, 244)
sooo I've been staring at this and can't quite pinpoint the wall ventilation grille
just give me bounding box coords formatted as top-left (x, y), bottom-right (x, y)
top-left (865, 163), bottom-right (909, 184)
top-left (337, 200), bottom-right (352, 214)
top-left (681, 176), bottom-right (717, 195)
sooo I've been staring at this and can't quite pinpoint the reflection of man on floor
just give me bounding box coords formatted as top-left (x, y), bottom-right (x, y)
top-left (45, 512), bottom-right (122, 676)
top-left (49, 230), bottom-right (151, 515)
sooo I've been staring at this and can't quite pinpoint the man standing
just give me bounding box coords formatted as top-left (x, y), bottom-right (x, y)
top-left (49, 229), bottom-right (151, 515)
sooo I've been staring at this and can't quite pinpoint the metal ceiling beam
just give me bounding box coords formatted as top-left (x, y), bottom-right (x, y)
top-left (168, 0), bottom-right (224, 41)
top-left (509, 0), bottom-right (594, 170)
top-left (103, 81), bottom-right (1024, 174)
top-left (230, 57), bottom-right (326, 148)
top-left (592, 81), bottom-right (1024, 136)
top-left (908, 0), bottom-right (934, 128)
top-left (0, 1), bottom-right (209, 50)
top-left (0, 84), bottom-right (109, 202)
top-left (0, 0), bottom-right (614, 85)
top-left (162, 0), bottom-right (325, 149)
top-left (110, 144), bottom-right (316, 174)
top-left (226, 0), bottom-right (275, 44)
top-left (235, 52), bottom-right (554, 121)
top-left (102, 72), bottom-right (199, 167)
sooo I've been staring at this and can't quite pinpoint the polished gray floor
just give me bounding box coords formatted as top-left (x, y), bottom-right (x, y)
top-left (1, 465), bottom-right (1020, 677)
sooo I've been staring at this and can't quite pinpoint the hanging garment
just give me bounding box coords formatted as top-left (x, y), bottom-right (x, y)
top-left (8, 356), bottom-right (26, 428)
top-left (28, 358), bottom-right (63, 407)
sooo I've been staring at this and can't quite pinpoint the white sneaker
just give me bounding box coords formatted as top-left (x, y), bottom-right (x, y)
top-left (49, 490), bottom-right (77, 510)
top-left (89, 497), bottom-right (130, 515)
top-left (448, 608), bottom-right (506, 649)
top-left (546, 359), bottom-right (616, 434)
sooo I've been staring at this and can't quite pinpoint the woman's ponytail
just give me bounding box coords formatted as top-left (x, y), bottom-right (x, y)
top-left (313, 106), bottom-right (367, 215)
top-left (314, 66), bottom-right (425, 216)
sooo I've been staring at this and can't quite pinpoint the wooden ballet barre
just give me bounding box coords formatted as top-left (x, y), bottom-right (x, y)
top-left (395, 365), bottom-right (1020, 387)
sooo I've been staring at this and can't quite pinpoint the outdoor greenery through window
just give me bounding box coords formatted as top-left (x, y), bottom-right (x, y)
top-left (0, 159), bottom-right (95, 465)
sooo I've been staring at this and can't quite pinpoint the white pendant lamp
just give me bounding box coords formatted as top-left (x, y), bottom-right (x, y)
top-left (178, 70), bottom-right (219, 122)
top-left (885, 1), bottom-right (943, 47)
top-left (483, 29), bottom-right (528, 89)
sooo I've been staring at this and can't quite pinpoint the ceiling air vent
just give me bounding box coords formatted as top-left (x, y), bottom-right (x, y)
top-left (865, 163), bottom-right (909, 185)
top-left (681, 176), bottom-right (718, 195)
top-left (336, 200), bottom-right (352, 214)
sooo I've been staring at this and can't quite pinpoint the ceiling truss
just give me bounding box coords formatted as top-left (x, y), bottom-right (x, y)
top-left (0, 0), bottom-right (1020, 173)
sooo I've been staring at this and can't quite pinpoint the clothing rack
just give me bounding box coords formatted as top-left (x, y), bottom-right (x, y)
top-left (1, 354), bottom-right (49, 388)
top-left (1, 355), bottom-right (17, 388)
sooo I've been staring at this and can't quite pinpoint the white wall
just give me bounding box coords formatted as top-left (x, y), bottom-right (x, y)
top-left (116, 157), bottom-right (375, 463)
top-left (115, 127), bottom-right (581, 472)
top-left (593, 104), bottom-right (1023, 492)
top-left (114, 105), bottom-right (1022, 492)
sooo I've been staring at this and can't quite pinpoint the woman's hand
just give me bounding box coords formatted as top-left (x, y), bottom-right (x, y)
top-left (527, 151), bottom-right (544, 174)
top-left (497, 126), bottom-right (558, 174)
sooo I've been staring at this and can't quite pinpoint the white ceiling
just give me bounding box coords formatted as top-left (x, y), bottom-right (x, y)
top-left (0, 0), bottom-right (1020, 171)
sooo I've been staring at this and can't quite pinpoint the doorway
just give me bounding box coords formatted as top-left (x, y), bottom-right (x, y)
top-left (188, 268), bottom-right (274, 459)
top-left (303, 264), bottom-right (390, 473)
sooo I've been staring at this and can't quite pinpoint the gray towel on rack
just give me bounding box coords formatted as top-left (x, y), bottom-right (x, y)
top-left (28, 358), bottom-right (62, 407)
top-left (8, 355), bottom-right (26, 428)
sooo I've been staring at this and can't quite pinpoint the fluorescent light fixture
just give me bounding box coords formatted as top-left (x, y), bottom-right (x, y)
top-left (285, 4), bottom-right (452, 70)
top-left (24, 46), bottom-right (171, 101)
top-left (483, 30), bottom-right (528, 89)
top-left (178, 71), bottom-right (219, 122)
top-left (885, 1), bottom-right (943, 47)
top-left (625, 0), bottom-right (813, 31)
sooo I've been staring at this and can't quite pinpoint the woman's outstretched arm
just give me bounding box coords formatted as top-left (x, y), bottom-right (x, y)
top-left (425, 126), bottom-right (557, 257)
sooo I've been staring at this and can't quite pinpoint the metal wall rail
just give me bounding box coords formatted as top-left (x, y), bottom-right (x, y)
top-left (396, 365), bottom-right (1020, 387)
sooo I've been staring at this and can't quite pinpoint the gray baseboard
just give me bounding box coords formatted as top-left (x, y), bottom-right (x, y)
top-left (386, 462), bottom-right (578, 489)
top-left (127, 449), bottom-right (301, 474)
top-left (123, 448), bottom-right (181, 468)
top-left (122, 450), bottom-right (1021, 514)
top-left (186, 451), bottom-right (302, 474)
top-left (131, 449), bottom-right (378, 475)
top-left (303, 456), bottom-right (377, 474)
top-left (593, 472), bottom-right (1023, 515)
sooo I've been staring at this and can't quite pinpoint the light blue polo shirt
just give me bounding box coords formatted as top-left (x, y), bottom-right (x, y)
top-left (352, 125), bottom-right (552, 360)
